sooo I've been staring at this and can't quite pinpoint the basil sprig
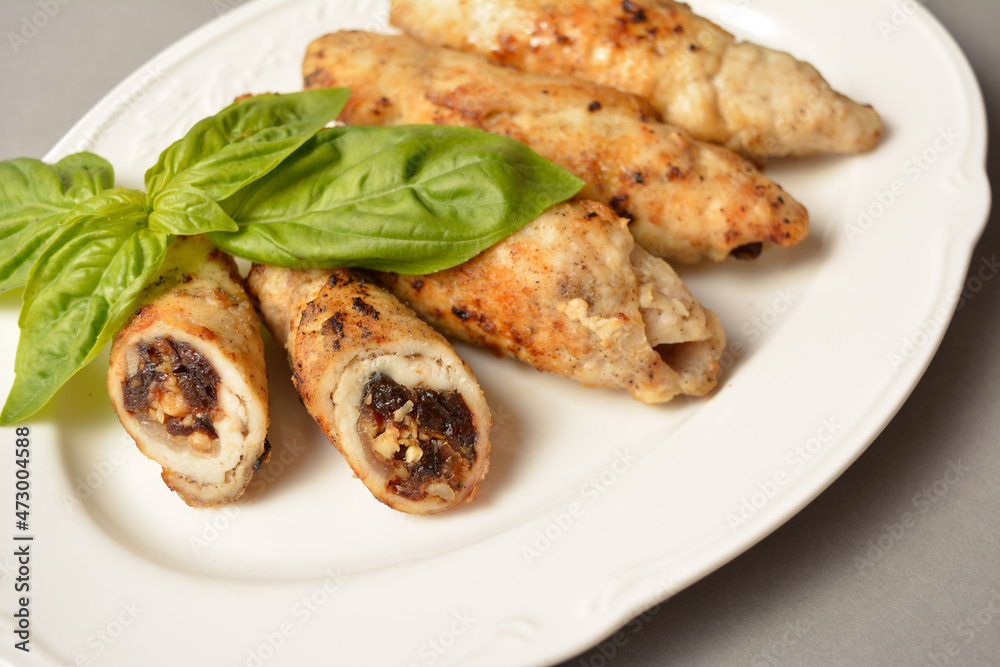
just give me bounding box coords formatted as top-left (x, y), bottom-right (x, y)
top-left (0, 89), bottom-right (583, 424)
top-left (0, 90), bottom-right (351, 424)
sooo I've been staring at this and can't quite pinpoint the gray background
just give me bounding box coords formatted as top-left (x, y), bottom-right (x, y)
top-left (1, 1), bottom-right (997, 665)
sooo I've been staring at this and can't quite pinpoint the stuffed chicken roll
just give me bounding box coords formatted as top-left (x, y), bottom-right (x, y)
top-left (246, 265), bottom-right (491, 515)
top-left (390, 0), bottom-right (882, 158)
top-left (303, 30), bottom-right (809, 263)
top-left (107, 236), bottom-right (270, 507)
top-left (377, 200), bottom-right (726, 404)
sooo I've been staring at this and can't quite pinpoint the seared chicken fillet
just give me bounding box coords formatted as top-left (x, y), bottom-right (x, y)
top-left (303, 31), bottom-right (807, 263)
top-left (246, 265), bottom-right (491, 514)
top-left (377, 200), bottom-right (726, 404)
top-left (389, 0), bottom-right (882, 158)
top-left (107, 236), bottom-right (270, 507)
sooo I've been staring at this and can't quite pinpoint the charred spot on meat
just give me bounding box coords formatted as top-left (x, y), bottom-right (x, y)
top-left (730, 242), bottom-right (764, 260)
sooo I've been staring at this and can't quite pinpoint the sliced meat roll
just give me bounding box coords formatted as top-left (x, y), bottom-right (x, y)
top-left (303, 30), bottom-right (808, 263)
top-left (377, 200), bottom-right (726, 404)
top-left (246, 265), bottom-right (491, 515)
top-left (107, 235), bottom-right (270, 507)
top-left (389, 0), bottom-right (882, 158)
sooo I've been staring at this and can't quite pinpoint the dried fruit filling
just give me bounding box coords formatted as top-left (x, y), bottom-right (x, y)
top-left (358, 372), bottom-right (477, 501)
top-left (122, 338), bottom-right (221, 452)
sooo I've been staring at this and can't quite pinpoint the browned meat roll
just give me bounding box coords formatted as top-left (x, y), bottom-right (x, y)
top-left (302, 31), bottom-right (808, 264)
top-left (107, 236), bottom-right (270, 507)
top-left (377, 200), bottom-right (726, 404)
top-left (389, 0), bottom-right (882, 158)
top-left (246, 265), bottom-right (491, 515)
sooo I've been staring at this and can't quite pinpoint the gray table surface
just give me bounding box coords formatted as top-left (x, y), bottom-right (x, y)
top-left (1, 1), bottom-right (997, 665)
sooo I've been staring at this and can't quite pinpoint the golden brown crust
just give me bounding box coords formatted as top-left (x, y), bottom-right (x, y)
top-left (246, 265), bottom-right (491, 515)
top-left (303, 30), bottom-right (808, 263)
top-left (107, 236), bottom-right (270, 507)
top-left (389, 0), bottom-right (882, 158)
top-left (377, 200), bottom-right (725, 403)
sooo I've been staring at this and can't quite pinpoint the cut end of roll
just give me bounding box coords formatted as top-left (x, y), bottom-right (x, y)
top-left (112, 330), bottom-right (270, 507)
top-left (352, 371), bottom-right (488, 512)
top-left (631, 244), bottom-right (726, 400)
top-left (247, 264), bottom-right (492, 515)
top-left (107, 236), bottom-right (270, 508)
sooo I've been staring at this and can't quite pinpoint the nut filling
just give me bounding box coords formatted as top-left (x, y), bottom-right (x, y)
top-left (358, 373), bottom-right (477, 501)
top-left (122, 338), bottom-right (221, 452)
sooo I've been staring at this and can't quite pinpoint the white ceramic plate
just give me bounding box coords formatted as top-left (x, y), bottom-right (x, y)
top-left (0, 0), bottom-right (989, 665)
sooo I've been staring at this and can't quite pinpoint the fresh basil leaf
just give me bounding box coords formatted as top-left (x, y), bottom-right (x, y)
top-left (148, 186), bottom-right (238, 235)
top-left (144, 89), bottom-right (350, 202)
top-left (59, 188), bottom-right (148, 228)
top-left (0, 215), bottom-right (171, 425)
top-left (210, 125), bottom-right (585, 273)
top-left (51, 152), bottom-right (115, 201)
top-left (0, 154), bottom-right (115, 293)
